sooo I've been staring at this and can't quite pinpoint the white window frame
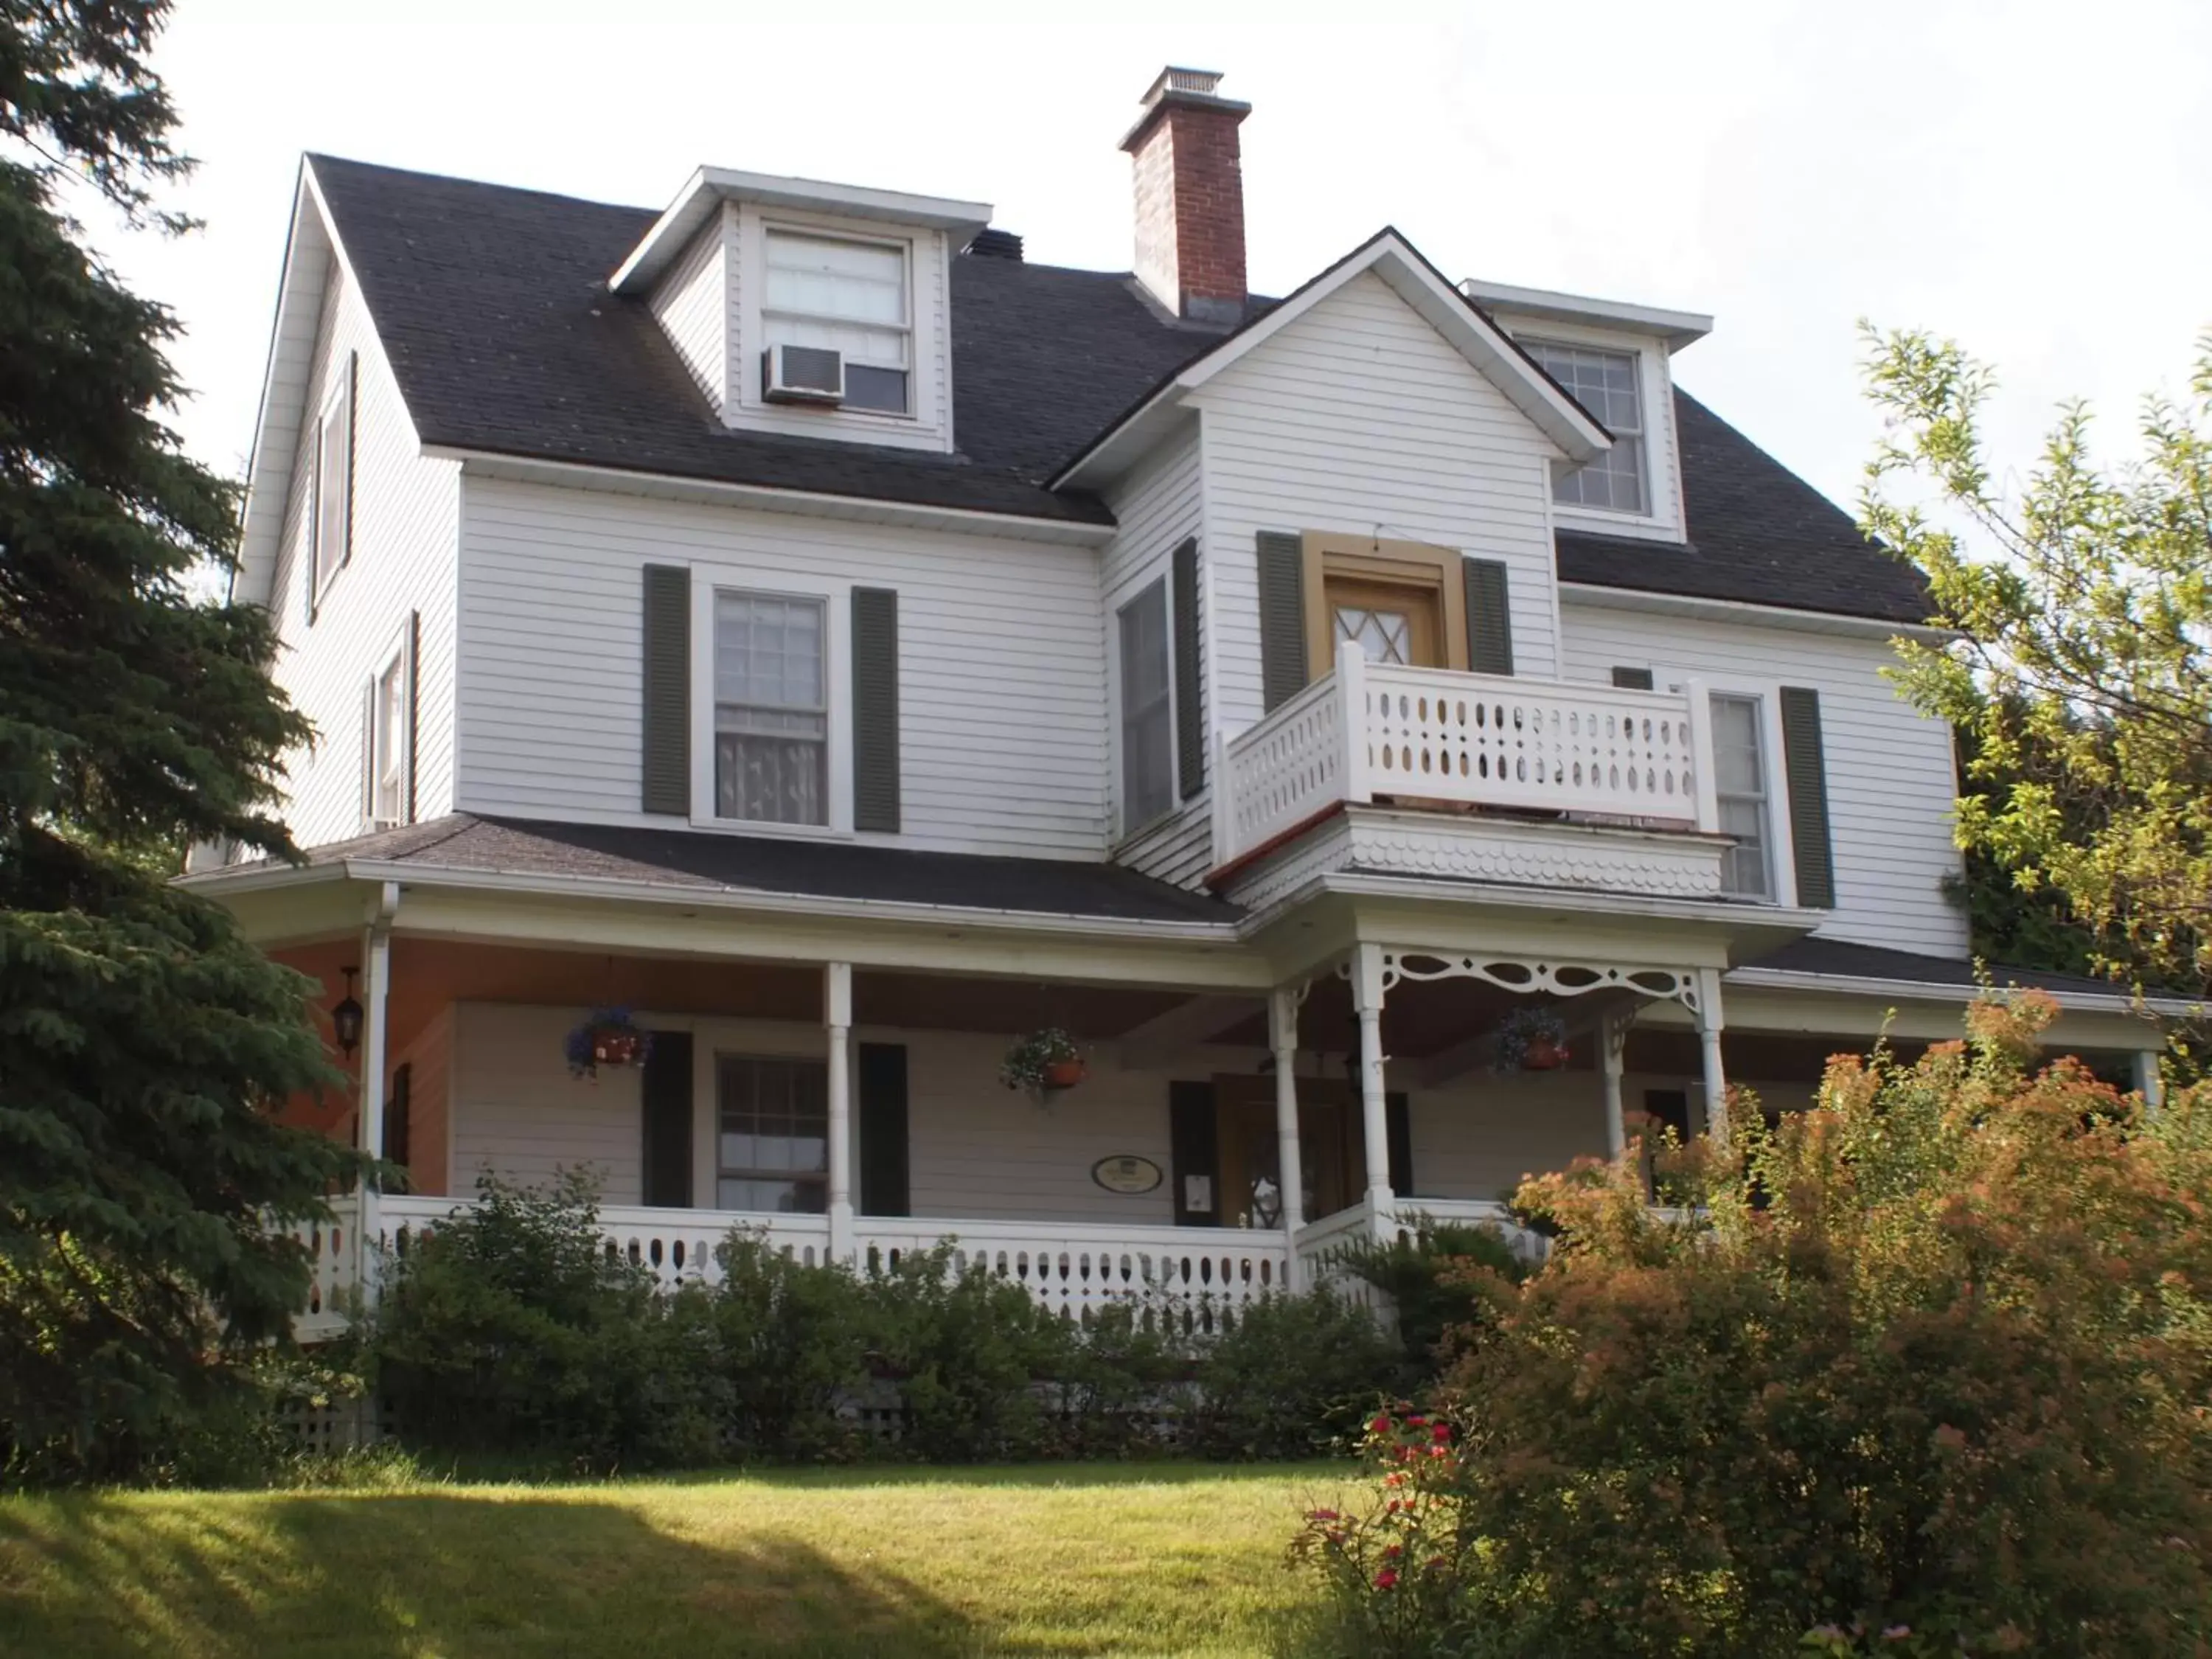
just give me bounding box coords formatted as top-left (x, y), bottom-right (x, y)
top-left (1665, 669), bottom-right (1800, 907)
top-left (310, 355), bottom-right (355, 611)
top-left (1509, 321), bottom-right (1683, 542)
top-left (759, 225), bottom-right (915, 419)
top-left (1109, 569), bottom-right (1180, 842)
top-left (363, 616), bottom-right (414, 834)
top-left (689, 564), bottom-right (854, 837)
top-left (711, 1050), bottom-right (831, 1216)
top-left (1522, 335), bottom-right (1649, 516)
top-left (678, 1014), bottom-right (835, 1208)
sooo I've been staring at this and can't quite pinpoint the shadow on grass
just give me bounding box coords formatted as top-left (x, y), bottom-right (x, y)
top-left (0, 1492), bottom-right (976, 1659)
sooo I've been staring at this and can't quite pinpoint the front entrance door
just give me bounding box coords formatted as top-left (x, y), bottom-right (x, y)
top-left (1324, 575), bottom-right (1447, 669)
top-left (1212, 1077), bottom-right (1363, 1228)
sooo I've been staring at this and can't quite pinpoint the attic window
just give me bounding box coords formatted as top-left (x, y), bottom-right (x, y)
top-left (1523, 339), bottom-right (1646, 515)
top-left (763, 232), bottom-right (910, 414)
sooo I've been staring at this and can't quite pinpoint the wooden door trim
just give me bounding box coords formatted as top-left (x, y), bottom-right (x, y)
top-left (1301, 531), bottom-right (1470, 678)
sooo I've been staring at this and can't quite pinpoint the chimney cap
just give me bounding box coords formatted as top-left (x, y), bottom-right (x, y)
top-left (1121, 65), bottom-right (1251, 153)
top-left (1142, 66), bottom-right (1226, 105)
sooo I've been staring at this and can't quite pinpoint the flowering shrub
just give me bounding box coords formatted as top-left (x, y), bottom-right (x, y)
top-left (1301, 993), bottom-right (2212, 1658)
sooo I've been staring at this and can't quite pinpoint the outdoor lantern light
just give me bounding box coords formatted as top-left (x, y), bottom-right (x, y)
top-left (331, 966), bottom-right (364, 1057)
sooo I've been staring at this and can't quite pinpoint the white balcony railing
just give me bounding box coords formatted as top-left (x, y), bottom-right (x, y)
top-left (1216, 639), bottom-right (1719, 865)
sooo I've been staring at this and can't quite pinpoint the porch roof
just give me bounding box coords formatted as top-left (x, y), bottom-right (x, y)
top-left (223, 813), bottom-right (1243, 926)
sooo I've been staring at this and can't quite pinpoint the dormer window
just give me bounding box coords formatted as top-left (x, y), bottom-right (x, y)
top-left (762, 232), bottom-right (910, 414)
top-left (1522, 339), bottom-right (1646, 514)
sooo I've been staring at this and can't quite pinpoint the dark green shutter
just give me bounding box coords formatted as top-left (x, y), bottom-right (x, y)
top-left (1256, 531), bottom-right (1307, 710)
top-left (383, 1060), bottom-right (412, 1176)
top-left (1171, 538), bottom-right (1203, 799)
top-left (640, 1031), bottom-right (694, 1207)
top-left (1385, 1092), bottom-right (1413, 1198)
top-left (640, 565), bottom-right (689, 815)
top-left (1778, 686), bottom-right (1837, 908)
top-left (858, 1042), bottom-right (910, 1217)
top-left (852, 587), bottom-right (901, 833)
top-left (1464, 557), bottom-right (1514, 675)
top-left (1168, 1081), bottom-right (1218, 1227)
top-left (1610, 665), bottom-right (1655, 690)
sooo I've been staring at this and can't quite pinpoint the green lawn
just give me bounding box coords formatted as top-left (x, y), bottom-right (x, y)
top-left (0, 1463), bottom-right (1357, 1658)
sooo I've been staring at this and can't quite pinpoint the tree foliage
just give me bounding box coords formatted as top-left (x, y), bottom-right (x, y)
top-left (1860, 328), bottom-right (2212, 1012)
top-left (0, 0), bottom-right (360, 1483)
top-left (1301, 995), bottom-right (2212, 1657)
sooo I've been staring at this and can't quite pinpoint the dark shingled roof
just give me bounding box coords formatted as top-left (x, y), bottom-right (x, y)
top-left (296, 813), bottom-right (1242, 925)
top-left (307, 154), bottom-right (1932, 622)
top-left (1555, 392), bottom-right (1932, 624)
top-left (1745, 937), bottom-right (2134, 1001)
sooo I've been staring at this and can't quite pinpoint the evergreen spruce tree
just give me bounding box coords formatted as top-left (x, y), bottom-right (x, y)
top-left (1, 0), bottom-right (362, 1481)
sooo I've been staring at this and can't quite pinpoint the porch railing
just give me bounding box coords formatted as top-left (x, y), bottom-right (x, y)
top-left (1217, 640), bottom-right (1718, 864)
top-left (291, 1194), bottom-right (1291, 1334)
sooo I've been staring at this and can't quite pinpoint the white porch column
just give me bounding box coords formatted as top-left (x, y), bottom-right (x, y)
top-left (2134, 1047), bottom-right (2167, 1116)
top-left (355, 882), bottom-right (398, 1300)
top-left (824, 962), bottom-right (855, 1262)
top-left (1351, 943), bottom-right (1394, 1234)
top-left (1599, 1003), bottom-right (1629, 1160)
top-left (1268, 986), bottom-right (1307, 1287)
top-left (1694, 966), bottom-right (1728, 1144)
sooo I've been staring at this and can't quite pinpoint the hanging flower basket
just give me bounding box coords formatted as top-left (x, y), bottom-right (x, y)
top-left (1492, 1006), bottom-right (1570, 1074)
top-left (566, 1006), bottom-right (653, 1079)
top-left (1001, 1027), bottom-right (1085, 1096)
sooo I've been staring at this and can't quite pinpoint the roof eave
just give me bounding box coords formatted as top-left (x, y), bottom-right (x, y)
top-left (1461, 277), bottom-right (1714, 352)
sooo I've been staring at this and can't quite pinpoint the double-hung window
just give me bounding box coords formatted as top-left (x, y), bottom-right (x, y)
top-left (763, 232), bottom-right (911, 414)
top-left (1117, 578), bottom-right (1175, 832)
top-left (716, 1055), bottom-right (829, 1214)
top-left (1710, 692), bottom-right (1772, 899)
top-left (1523, 339), bottom-right (1646, 514)
top-left (311, 355), bottom-right (355, 602)
top-left (362, 614), bottom-right (414, 832)
top-left (713, 590), bottom-right (828, 826)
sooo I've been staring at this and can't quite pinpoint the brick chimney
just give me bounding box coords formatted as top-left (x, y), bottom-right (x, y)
top-left (1120, 67), bottom-right (1250, 325)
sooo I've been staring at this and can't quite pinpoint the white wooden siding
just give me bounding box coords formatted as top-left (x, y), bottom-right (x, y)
top-left (451, 1003), bottom-right (644, 1202)
top-left (1403, 1069), bottom-right (1607, 1203)
top-left (1103, 420), bottom-right (1214, 885)
top-left (455, 475), bottom-right (1107, 858)
top-left (1559, 599), bottom-right (1969, 956)
top-left (1195, 271), bottom-right (1565, 740)
top-left (649, 210), bottom-right (729, 408)
top-left (265, 262), bottom-right (461, 849)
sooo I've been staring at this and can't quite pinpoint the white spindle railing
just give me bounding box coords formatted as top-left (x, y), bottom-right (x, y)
top-left (1220, 671), bottom-right (1345, 855)
top-left (1217, 640), bottom-right (1714, 863)
top-left (856, 1216), bottom-right (1287, 1323)
top-left (292, 1197), bottom-right (1290, 1333)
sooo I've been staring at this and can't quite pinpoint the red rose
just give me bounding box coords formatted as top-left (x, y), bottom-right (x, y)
top-left (1374, 1568), bottom-right (1399, 1590)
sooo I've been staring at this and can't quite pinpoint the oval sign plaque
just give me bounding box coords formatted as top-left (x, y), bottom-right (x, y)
top-left (1091, 1154), bottom-right (1164, 1196)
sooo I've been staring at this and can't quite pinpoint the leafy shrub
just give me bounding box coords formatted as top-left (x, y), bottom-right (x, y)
top-left (1189, 1288), bottom-right (1402, 1460)
top-left (1301, 994), bottom-right (2212, 1658)
top-left (707, 1232), bottom-right (872, 1460)
top-left (369, 1172), bottom-right (717, 1471)
top-left (1050, 1298), bottom-right (1185, 1458)
top-left (1332, 1218), bottom-right (1530, 1381)
top-left (861, 1245), bottom-right (1077, 1461)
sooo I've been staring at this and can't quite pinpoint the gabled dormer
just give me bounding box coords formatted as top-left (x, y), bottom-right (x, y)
top-left (608, 171), bottom-right (991, 453)
top-left (1461, 279), bottom-right (1712, 545)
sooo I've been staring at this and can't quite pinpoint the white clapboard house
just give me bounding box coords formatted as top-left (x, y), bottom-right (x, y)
top-left (190, 69), bottom-right (2175, 1331)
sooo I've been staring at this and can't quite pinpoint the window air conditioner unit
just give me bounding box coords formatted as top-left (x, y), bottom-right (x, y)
top-left (763, 344), bottom-right (844, 405)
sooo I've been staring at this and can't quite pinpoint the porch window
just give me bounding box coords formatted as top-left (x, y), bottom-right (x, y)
top-left (715, 1054), bottom-right (829, 1213)
top-left (714, 590), bottom-right (828, 825)
top-left (1711, 692), bottom-right (1772, 898)
top-left (1118, 577), bottom-right (1175, 831)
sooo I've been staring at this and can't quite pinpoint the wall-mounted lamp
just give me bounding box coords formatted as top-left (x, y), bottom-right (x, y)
top-left (331, 966), bottom-right (364, 1057)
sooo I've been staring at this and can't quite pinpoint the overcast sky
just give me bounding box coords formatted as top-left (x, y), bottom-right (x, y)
top-left (96, 0), bottom-right (2212, 521)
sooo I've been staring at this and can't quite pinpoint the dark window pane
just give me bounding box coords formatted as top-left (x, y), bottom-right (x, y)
top-left (844, 364), bottom-right (908, 412)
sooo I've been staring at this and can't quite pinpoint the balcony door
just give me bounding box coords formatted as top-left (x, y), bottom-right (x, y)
top-left (1324, 575), bottom-right (1446, 669)
top-left (1301, 532), bottom-right (1469, 680)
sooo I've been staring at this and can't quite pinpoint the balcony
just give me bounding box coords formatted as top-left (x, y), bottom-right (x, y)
top-left (1213, 641), bottom-right (1728, 906)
